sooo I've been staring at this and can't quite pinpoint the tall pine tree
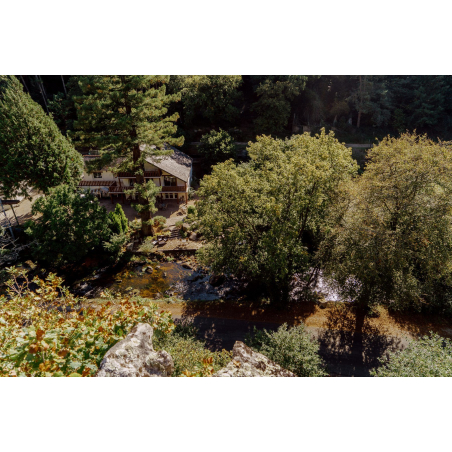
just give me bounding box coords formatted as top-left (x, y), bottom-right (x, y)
top-left (0, 75), bottom-right (83, 199)
top-left (73, 76), bottom-right (183, 236)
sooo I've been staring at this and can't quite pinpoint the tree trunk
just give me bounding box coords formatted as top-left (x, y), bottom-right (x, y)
top-left (61, 75), bottom-right (67, 96)
top-left (357, 75), bottom-right (363, 128)
top-left (35, 75), bottom-right (49, 113)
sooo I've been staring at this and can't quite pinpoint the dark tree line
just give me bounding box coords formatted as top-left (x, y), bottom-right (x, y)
top-left (19, 75), bottom-right (452, 144)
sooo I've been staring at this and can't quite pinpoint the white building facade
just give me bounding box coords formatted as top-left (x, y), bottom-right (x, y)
top-left (78, 147), bottom-right (193, 205)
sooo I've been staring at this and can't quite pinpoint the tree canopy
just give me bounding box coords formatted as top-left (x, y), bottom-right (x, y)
top-left (0, 75), bottom-right (83, 199)
top-left (197, 129), bottom-right (358, 305)
top-left (169, 75), bottom-right (242, 127)
top-left (319, 133), bottom-right (452, 312)
top-left (26, 184), bottom-right (110, 266)
top-left (198, 128), bottom-right (237, 166)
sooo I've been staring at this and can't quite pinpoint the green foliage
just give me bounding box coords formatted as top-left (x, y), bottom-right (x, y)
top-left (197, 129), bottom-right (358, 305)
top-left (320, 133), bottom-right (452, 312)
top-left (108, 203), bottom-right (128, 235)
top-left (0, 267), bottom-right (174, 377)
top-left (151, 215), bottom-right (166, 229)
top-left (0, 76), bottom-right (83, 199)
top-left (245, 323), bottom-right (327, 377)
top-left (371, 333), bottom-right (452, 377)
top-left (187, 205), bottom-right (196, 216)
top-left (103, 232), bottom-right (129, 262)
top-left (251, 76), bottom-right (308, 135)
top-left (170, 75), bottom-right (242, 126)
top-left (48, 76), bottom-right (83, 135)
top-left (153, 320), bottom-right (232, 377)
top-left (347, 75), bottom-right (391, 127)
top-left (26, 185), bottom-right (110, 266)
top-left (73, 75), bottom-right (183, 236)
top-left (198, 128), bottom-right (237, 166)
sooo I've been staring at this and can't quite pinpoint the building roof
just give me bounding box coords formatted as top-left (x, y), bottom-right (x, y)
top-left (145, 146), bottom-right (192, 183)
top-left (81, 146), bottom-right (192, 182)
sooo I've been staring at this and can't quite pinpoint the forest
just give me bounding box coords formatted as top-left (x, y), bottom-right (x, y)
top-left (17, 75), bottom-right (452, 144)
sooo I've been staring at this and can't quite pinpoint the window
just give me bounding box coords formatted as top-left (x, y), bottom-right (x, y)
top-left (165, 193), bottom-right (174, 199)
top-left (129, 179), bottom-right (134, 187)
top-left (93, 172), bottom-right (102, 179)
top-left (164, 176), bottom-right (177, 186)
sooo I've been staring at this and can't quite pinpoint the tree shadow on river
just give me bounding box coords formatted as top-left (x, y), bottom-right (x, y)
top-left (315, 304), bottom-right (408, 376)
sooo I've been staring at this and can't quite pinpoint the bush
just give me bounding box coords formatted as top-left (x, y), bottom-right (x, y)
top-left (187, 205), bottom-right (196, 216)
top-left (0, 267), bottom-right (174, 377)
top-left (151, 216), bottom-right (166, 230)
top-left (108, 203), bottom-right (128, 235)
top-left (153, 320), bottom-right (232, 377)
top-left (371, 333), bottom-right (452, 377)
top-left (245, 323), bottom-right (327, 377)
top-left (26, 185), bottom-right (110, 266)
top-left (103, 232), bottom-right (129, 262)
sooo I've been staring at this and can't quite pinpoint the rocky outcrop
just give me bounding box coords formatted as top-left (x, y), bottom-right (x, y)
top-left (213, 341), bottom-right (296, 377)
top-left (96, 323), bottom-right (174, 377)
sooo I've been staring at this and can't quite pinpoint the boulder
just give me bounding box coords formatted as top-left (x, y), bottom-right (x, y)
top-left (189, 232), bottom-right (197, 241)
top-left (145, 266), bottom-right (154, 274)
top-left (96, 323), bottom-right (174, 377)
top-left (182, 223), bottom-right (190, 232)
top-left (213, 341), bottom-right (295, 377)
top-left (209, 274), bottom-right (225, 287)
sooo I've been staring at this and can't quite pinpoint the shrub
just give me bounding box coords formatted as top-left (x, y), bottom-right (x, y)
top-left (187, 205), bottom-right (196, 216)
top-left (108, 204), bottom-right (128, 235)
top-left (371, 333), bottom-right (452, 377)
top-left (246, 323), bottom-right (327, 377)
top-left (103, 232), bottom-right (129, 262)
top-left (0, 267), bottom-right (174, 377)
top-left (153, 320), bottom-right (232, 377)
top-left (152, 216), bottom-right (166, 229)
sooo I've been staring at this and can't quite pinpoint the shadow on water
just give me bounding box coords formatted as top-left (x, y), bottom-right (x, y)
top-left (315, 305), bottom-right (407, 377)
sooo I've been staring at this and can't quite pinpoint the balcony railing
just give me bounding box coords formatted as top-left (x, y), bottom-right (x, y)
top-left (117, 171), bottom-right (161, 178)
top-left (162, 185), bottom-right (185, 192)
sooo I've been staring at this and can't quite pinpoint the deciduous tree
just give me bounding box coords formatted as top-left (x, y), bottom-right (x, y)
top-left (319, 133), bottom-right (452, 312)
top-left (197, 129), bottom-right (358, 306)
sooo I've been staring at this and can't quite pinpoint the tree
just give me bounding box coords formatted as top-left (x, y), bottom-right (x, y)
top-left (389, 76), bottom-right (452, 133)
top-left (48, 76), bottom-right (83, 135)
top-left (371, 333), bottom-right (452, 377)
top-left (347, 75), bottom-right (391, 128)
top-left (73, 76), bottom-right (183, 236)
top-left (26, 185), bottom-right (110, 266)
top-left (319, 133), bottom-right (452, 312)
top-left (251, 76), bottom-right (308, 135)
top-left (170, 75), bottom-right (242, 126)
top-left (0, 76), bottom-right (83, 199)
top-left (198, 129), bottom-right (237, 166)
top-left (197, 129), bottom-right (358, 306)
